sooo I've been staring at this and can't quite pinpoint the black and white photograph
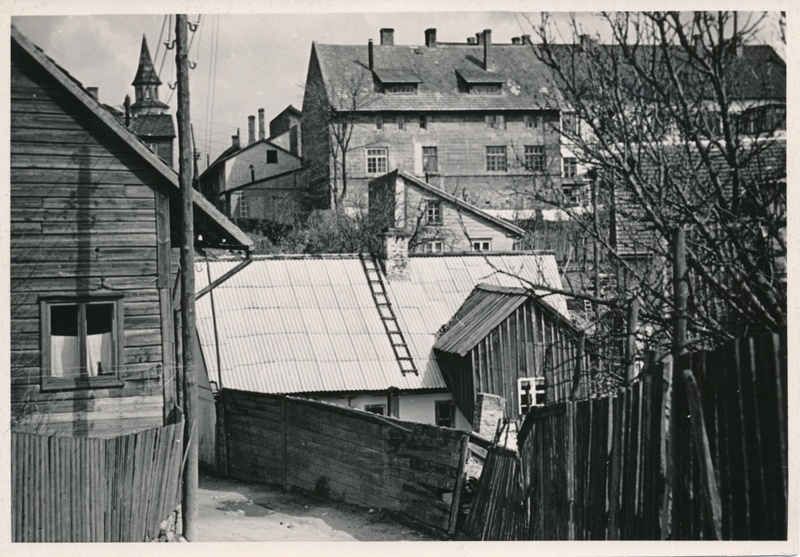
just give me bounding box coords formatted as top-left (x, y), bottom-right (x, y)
top-left (7, 1), bottom-right (791, 548)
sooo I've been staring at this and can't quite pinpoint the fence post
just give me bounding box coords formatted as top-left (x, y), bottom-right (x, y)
top-left (672, 228), bottom-right (688, 354)
top-left (281, 397), bottom-right (288, 489)
top-left (570, 332), bottom-right (585, 400)
top-left (566, 402), bottom-right (576, 540)
top-left (681, 368), bottom-right (723, 539)
top-left (625, 297), bottom-right (640, 382)
top-left (659, 355), bottom-right (674, 539)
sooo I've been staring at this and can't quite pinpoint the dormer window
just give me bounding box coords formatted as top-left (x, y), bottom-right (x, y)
top-left (456, 68), bottom-right (504, 96)
top-left (373, 69), bottom-right (420, 95)
top-left (386, 83), bottom-right (418, 94)
top-left (470, 84), bottom-right (501, 95)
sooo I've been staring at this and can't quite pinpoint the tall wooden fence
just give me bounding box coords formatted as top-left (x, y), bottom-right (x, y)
top-left (220, 390), bottom-right (469, 534)
top-left (469, 333), bottom-right (787, 540)
top-left (12, 421), bottom-right (184, 542)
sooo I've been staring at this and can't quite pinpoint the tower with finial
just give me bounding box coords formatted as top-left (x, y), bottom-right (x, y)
top-left (121, 35), bottom-right (175, 167)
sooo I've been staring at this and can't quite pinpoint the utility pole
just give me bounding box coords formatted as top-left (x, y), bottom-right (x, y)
top-left (672, 228), bottom-right (688, 354)
top-left (176, 14), bottom-right (198, 541)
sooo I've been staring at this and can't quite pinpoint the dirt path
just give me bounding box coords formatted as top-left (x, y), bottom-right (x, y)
top-left (195, 471), bottom-right (438, 541)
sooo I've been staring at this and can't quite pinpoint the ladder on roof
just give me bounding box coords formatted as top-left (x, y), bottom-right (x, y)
top-left (360, 256), bottom-right (418, 376)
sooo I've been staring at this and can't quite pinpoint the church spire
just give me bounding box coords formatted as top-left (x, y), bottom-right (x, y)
top-left (132, 34), bottom-right (161, 86)
top-left (130, 34), bottom-right (168, 116)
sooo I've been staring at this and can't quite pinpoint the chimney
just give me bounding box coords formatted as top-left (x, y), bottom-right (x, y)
top-left (483, 29), bottom-right (493, 71)
top-left (124, 94), bottom-right (131, 127)
top-left (692, 33), bottom-right (704, 56)
top-left (511, 37), bottom-right (521, 45)
top-left (232, 129), bottom-right (241, 149)
top-left (368, 39), bottom-right (374, 70)
top-left (380, 28), bottom-right (394, 45)
top-left (579, 34), bottom-right (597, 49)
top-left (248, 115), bottom-right (256, 144)
top-left (467, 36), bottom-right (477, 45)
top-left (86, 87), bottom-right (98, 100)
top-left (382, 228), bottom-right (410, 281)
top-left (475, 32), bottom-right (483, 45)
top-left (521, 34), bottom-right (532, 45)
top-left (258, 108), bottom-right (265, 141)
top-left (425, 28), bottom-right (437, 48)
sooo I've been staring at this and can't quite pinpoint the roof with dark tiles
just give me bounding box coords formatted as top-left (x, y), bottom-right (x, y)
top-left (125, 113), bottom-right (175, 138)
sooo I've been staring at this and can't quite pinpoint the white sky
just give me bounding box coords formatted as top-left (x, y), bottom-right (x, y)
top-left (10, 4), bottom-right (787, 167)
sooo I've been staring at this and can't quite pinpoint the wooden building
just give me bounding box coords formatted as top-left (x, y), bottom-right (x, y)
top-left (10, 26), bottom-right (253, 437)
top-left (433, 284), bottom-right (589, 425)
top-left (369, 169), bottom-right (523, 253)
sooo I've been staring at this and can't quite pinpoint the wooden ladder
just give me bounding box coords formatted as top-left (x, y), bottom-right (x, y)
top-left (361, 256), bottom-right (418, 376)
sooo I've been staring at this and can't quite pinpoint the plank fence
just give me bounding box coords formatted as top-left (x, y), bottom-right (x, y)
top-left (11, 421), bottom-right (184, 542)
top-left (467, 332), bottom-right (787, 540)
top-left (220, 390), bottom-right (469, 534)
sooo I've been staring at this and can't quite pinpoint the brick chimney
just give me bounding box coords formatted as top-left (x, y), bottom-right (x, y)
top-left (248, 115), bottom-right (256, 144)
top-left (368, 38), bottom-right (374, 70)
top-left (511, 37), bottom-right (521, 45)
top-left (521, 34), bottom-right (532, 45)
top-left (232, 129), bottom-right (241, 149)
top-left (86, 87), bottom-right (98, 101)
top-left (380, 28), bottom-right (394, 45)
top-left (580, 34), bottom-right (598, 49)
top-left (483, 29), bottom-right (493, 71)
top-left (425, 28), bottom-right (437, 48)
top-left (258, 108), bottom-right (265, 140)
top-left (475, 32), bottom-right (483, 45)
top-left (382, 228), bottom-right (410, 281)
top-left (467, 36), bottom-right (477, 45)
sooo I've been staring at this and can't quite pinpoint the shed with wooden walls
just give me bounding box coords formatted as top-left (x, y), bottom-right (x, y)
top-left (433, 284), bottom-right (590, 426)
top-left (10, 26), bottom-right (253, 437)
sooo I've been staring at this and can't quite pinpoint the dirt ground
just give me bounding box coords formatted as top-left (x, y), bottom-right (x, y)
top-left (195, 471), bottom-right (439, 541)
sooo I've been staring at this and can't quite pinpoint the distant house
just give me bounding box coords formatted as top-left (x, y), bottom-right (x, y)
top-left (433, 284), bottom-right (591, 429)
top-left (369, 170), bottom-right (523, 253)
top-left (301, 27), bottom-right (565, 210)
top-left (197, 110), bottom-right (303, 221)
top-left (194, 236), bottom-right (568, 469)
top-left (10, 26), bottom-right (253, 437)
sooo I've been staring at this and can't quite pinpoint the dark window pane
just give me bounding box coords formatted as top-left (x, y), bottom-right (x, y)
top-left (86, 303), bottom-right (113, 335)
top-left (50, 304), bottom-right (79, 336)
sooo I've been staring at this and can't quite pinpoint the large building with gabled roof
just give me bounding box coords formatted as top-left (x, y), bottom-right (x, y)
top-left (301, 27), bottom-right (567, 212)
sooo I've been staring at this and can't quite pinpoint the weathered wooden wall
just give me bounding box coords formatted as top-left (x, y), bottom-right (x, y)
top-left (11, 421), bottom-right (184, 542)
top-left (11, 41), bottom-right (173, 435)
top-left (503, 332), bottom-right (787, 540)
top-left (221, 390), bottom-right (469, 533)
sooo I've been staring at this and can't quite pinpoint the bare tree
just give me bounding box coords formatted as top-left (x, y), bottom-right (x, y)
top-left (523, 11), bottom-right (786, 352)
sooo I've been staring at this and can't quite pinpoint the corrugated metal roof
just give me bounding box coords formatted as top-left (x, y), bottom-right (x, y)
top-left (195, 252), bottom-right (567, 396)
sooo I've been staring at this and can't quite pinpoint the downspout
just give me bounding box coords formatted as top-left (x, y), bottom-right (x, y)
top-left (205, 253), bottom-right (224, 391)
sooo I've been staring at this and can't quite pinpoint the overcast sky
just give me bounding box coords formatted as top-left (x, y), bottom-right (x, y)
top-left (11, 5), bottom-right (786, 167)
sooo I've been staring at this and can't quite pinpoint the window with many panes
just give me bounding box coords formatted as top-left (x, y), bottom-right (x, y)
top-left (234, 192), bottom-right (250, 219)
top-left (471, 239), bottom-right (492, 251)
top-left (525, 114), bottom-right (540, 129)
top-left (486, 114), bottom-right (506, 129)
top-left (422, 146), bottom-right (438, 173)
top-left (562, 112), bottom-right (579, 135)
top-left (41, 296), bottom-right (124, 390)
top-left (524, 145), bottom-right (545, 172)
top-left (563, 157), bottom-right (578, 178)
top-left (435, 400), bottom-right (456, 428)
top-left (426, 200), bottom-right (443, 226)
top-left (471, 84), bottom-right (502, 95)
top-left (518, 377), bottom-right (546, 415)
top-left (366, 148), bottom-right (388, 174)
top-left (386, 83), bottom-right (417, 94)
top-left (486, 146), bottom-right (507, 171)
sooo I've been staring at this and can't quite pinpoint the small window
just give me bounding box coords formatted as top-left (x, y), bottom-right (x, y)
top-left (144, 88), bottom-right (151, 100)
top-left (563, 157), bottom-right (578, 178)
top-left (249, 164), bottom-right (255, 182)
top-left (366, 148), bottom-right (388, 174)
top-left (365, 404), bottom-right (386, 415)
top-left (486, 114), bottom-right (506, 129)
top-left (435, 400), bottom-right (455, 428)
top-left (422, 146), bottom-right (438, 173)
top-left (419, 114), bottom-right (428, 130)
top-left (376, 116), bottom-right (383, 130)
top-left (422, 241), bottom-right (443, 253)
top-left (397, 115), bottom-right (405, 130)
top-left (471, 84), bottom-right (502, 95)
top-left (563, 185), bottom-right (580, 205)
top-left (525, 114), bottom-right (540, 129)
top-left (471, 239), bottom-right (492, 251)
top-left (518, 377), bottom-right (546, 415)
top-left (486, 146), bottom-right (508, 171)
top-left (386, 83), bottom-right (418, 94)
top-left (233, 192), bottom-right (250, 219)
top-left (562, 112), bottom-right (579, 135)
top-left (426, 200), bottom-right (442, 226)
top-left (524, 145), bottom-right (545, 172)
top-left (41, 297), bottom-right (124, 390)
top-left (266, 149), bottom-right (278, 164)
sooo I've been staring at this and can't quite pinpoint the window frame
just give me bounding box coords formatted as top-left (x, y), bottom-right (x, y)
top-left (524, 145), bottom-right (545, 172)
top-left (485, 145), bottom-right (508, 172)
top-left (375, 116), bottom-right (384, 130)
top-left (525, 114), bottom-right (540, 129)
top-left (485, 114), bottom-right (506, 130)
top-left (563, 157), bottom-right (578, 179)
top-left (422, 240), bottom-right (443, 253)
top-left (518, 376), bottom-right (546, 415)
top-left (365, 404), bottom-right (386, 415)
top-left (40, 295), bottom-right (125, 391)
top-left (422, 146), bottom-right (439, 173)
top-left (266, 149), bottom-right (278, 164)
top-left (419, 114), bottom-right (428, 130)
top-left (435, 400), bottom-right (456, 428)
top-left (425, 200), bottom-right (443, 226)
top-left (471, 239), bottom-right (492, 252)
top-left (366, 147), bottom-right (389, 174)
top-left (396, 115), bottom-right (405, 130)
top-left (386, 83), bottom-right (418, 94)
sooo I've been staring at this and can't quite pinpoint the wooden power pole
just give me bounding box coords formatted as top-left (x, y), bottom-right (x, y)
top-left (175, 14), bottom-right (198, 541)
top-left (672, 228), bottom-right (688, 354)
